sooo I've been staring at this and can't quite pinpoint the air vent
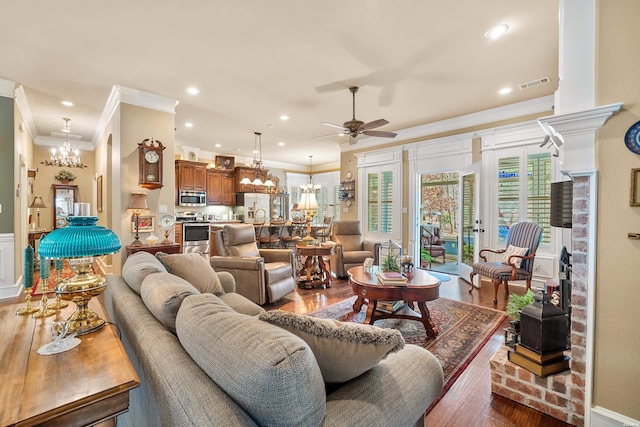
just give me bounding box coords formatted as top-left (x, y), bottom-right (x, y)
top-left (518, 77), bottom-right (550, 90)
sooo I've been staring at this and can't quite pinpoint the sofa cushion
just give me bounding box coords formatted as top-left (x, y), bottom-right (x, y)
top-left (501, 245), bottom-right (529, 267)
top-left (343, 250), bottom-right (374, 264)
top-left (177, 294), bottom-right (326, 426)
top-left (218, 292), bottom-right (265, 316)
top-left (122, 251), bottom-right (167, 295)
top-left (156, 252), bottom-right (224, 295)
top-left (140, 272), bottom-right (200, 333)
top-left (258, 310), bottom-right (405, 383)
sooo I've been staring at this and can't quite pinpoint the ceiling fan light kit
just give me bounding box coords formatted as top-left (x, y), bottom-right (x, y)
top-left (320, 86), bottom-right (397, 144)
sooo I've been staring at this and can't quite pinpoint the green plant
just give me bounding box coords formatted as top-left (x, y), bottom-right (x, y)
top-left (54, 170), bottom-right (77, 182)
top-left (505, 289), bottom-right (535, 321)
top-left (420, 248), bottom-right (432, 264)
top-left (381, 254), bottom-right (400, 272)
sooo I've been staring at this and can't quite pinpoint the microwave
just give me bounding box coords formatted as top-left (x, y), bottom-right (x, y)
top-left (179, 190), bottom-right (206, 207)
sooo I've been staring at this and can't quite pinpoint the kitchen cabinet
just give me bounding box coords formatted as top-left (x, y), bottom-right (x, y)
top-left (175, 222), bottom-right (183, 248)
top-left (175, 160), bottom-right (207, 191)
top-left (207, 169), bottom-right (235, 206)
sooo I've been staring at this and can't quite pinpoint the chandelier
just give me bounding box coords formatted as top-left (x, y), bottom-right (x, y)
top-left (41, 118), bottom-right (87, 169)
top-left (239, 132), bottom-right (274, 187)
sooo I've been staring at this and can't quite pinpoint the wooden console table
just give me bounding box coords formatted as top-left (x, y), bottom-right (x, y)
top-left (126, 243), bottom-right (181, 256)
top-left (0, 298), bottom-right (139, 426)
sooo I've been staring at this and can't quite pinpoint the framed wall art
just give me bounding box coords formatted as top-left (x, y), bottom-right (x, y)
top-left (131, 215), bottom-right (155, 233)
top-left (631, 169), bottom-right (640, 206)
top-left (215, 155), bottom-right (235, 170)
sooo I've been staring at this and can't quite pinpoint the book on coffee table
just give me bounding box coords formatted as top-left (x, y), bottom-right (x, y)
top-left (377, 271), bottom-right (408, 285)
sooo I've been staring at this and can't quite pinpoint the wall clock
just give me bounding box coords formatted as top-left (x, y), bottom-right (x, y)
top-left (138, 138), bottom-right (165, 189)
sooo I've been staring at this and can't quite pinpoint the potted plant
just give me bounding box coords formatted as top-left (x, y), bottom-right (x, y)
top-left (381, 253), bottom-right (400, 272)
top-left (54, 170), bottom-right (77, 184)
top-left (420, 248), bottom-right (432, 267)
top-left (505, 289), bottom-right (535, 330)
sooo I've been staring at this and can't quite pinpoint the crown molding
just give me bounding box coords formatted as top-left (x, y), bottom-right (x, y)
top-left (343, 95), bottom-right (555, 152)
top-left (537, 102), bottom-right (623, 136)
top-left (92, 85), bottom-right (179, 145)
top-left (13, 85), bottom-right (36, 141)
top-left (0, 78), bottom-right (15, 98)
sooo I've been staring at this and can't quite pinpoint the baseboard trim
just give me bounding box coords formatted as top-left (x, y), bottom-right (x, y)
top-left (590, 406), bottom-right (639, 427)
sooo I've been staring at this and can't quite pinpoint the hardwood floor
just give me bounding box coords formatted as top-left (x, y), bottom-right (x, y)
top-left (265, 272), bottom-right (571, 427)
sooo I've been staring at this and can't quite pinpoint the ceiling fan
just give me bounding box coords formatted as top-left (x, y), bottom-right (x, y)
top-left (318, 86), bottom-right (397, 145)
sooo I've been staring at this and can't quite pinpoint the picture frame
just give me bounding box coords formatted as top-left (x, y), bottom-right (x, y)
top-left (215, 155), bottom-right (235, 170)
top-left (132, 215), bottom-right (154, 233)
top-left (631, 169), bottom-right (640, 206)
top-left (97, 175), bottom-right (103, 212)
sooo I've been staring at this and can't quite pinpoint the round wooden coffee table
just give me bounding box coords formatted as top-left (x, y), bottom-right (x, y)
top-left (347, 266), bottom-right (441, 338)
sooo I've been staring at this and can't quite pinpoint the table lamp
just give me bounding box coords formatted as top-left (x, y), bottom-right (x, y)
top-left (38, 216), bottom-right (121, 335)
top-left (298, 190), bottom-right (318, 242)
top-left (127, 192), bottom-right (150, 246)
top-left (29, 195), bottom-right (47, 230)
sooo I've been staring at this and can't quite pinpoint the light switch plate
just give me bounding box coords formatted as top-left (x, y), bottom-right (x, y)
top-left (158, 205), bottom-right (168, 214)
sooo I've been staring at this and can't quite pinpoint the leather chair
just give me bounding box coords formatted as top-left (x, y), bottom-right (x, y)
top-left (420, 224), bottom-right (446, 265)
top-left (210, 224), bottom-right (296, 305)
top-left (469, 221), bottom-right (543, 305)
top-left (329, 220), bottom-right (381, 278)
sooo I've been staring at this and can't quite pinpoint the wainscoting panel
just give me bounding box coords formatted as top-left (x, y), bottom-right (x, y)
top-left (0, 233), bottom-right (19, 300)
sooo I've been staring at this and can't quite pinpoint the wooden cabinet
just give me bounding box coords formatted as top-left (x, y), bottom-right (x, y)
top-left (207, 170), bottom-right (235, 206)
top-left (175, 160), bottom-right (207, 191)
top-left (175, 222), bottom-right (183, 247)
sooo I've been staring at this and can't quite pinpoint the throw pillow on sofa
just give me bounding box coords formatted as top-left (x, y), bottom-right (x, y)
top-left (122, 251), bottom-right (168, 295)
top-left (141, 272), bottom-right (200, 333)
top-left (156, 252), bottom-right (224, 295)
top-left (258, 310), bottom-right (405, 383)
top-left (177, 294), bottom-right (326, 427)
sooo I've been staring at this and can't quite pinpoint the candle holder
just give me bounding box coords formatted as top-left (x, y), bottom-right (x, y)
top-left (16, 287), bottom-right (39, 315)
top-left (33, 276), bottom-right (56, 318)
top-left (48, 260), bottom-right (69, 310)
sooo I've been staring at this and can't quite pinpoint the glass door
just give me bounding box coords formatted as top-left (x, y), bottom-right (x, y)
top-left (458, 163), bottom-right (480, 283)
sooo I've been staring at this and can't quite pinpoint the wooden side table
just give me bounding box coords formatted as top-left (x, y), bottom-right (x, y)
top-left (0, 298), bottom-right (139, 426)
top-left (126, 243), bottom-right (181, 256)
top-left (296, 244), bottom-right (334, 289)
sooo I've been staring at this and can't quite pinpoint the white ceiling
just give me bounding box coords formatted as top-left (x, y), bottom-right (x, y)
top-left (0, 1), bottom-right (559, 169)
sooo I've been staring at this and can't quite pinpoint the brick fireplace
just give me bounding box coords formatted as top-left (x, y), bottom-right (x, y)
top-left (490, 175), bottom-right (590, 427)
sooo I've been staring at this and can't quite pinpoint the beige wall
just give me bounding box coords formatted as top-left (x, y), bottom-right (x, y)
top-left (117, 103), bottom-right (175, 265)
top-left (593, 0), bottom-right (640, 418)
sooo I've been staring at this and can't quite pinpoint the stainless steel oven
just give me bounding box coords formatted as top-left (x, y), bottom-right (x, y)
top-left (181, 222), bottom-right (210, 257)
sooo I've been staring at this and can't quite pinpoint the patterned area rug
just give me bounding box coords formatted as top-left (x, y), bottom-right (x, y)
top-left (309, 296), bottom-right (505, 412)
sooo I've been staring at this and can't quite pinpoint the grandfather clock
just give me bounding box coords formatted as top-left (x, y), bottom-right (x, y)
top-left (138, 138), bottom-right (165, 189)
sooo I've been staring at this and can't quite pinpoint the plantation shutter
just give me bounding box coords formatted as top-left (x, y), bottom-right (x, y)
top-left (527, 153), bottom-right (551, 245)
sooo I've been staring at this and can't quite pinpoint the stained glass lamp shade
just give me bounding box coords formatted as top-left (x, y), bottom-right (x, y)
top-left (38, 216), bottom-right (121, 335)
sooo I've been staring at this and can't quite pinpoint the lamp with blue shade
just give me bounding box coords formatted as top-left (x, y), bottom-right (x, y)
top-left (38, 216), bottom-right (121, 335)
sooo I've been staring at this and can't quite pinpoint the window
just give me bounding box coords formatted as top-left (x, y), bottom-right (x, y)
top-left (365, 167), bottom-right (398, 239)
top-left (497, 152), bottom-right (551, 245)
top-left (286, 171), bottom-right (340, 223)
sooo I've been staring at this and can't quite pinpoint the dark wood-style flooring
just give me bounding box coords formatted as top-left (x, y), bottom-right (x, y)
top-left (265, 271), bottom-right (571, 427)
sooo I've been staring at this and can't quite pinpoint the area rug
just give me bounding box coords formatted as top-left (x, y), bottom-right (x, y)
top-left (309, 296), bottom-right (505, 412)
top-left (424, 271), bottom-right (451, 282)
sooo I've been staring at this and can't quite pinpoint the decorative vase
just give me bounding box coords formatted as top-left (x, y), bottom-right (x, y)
top-left (59, 179), bottom-right (70, 184)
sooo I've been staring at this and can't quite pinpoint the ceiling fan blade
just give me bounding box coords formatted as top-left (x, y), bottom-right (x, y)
top-left (312, 133), bottom-right (343, 140)
top-left (361, 118), bottom-right (389, 131)
top-left (322, 121), bottom-right (347, 130)
top-left (362, 130), bottom-right (397, 138)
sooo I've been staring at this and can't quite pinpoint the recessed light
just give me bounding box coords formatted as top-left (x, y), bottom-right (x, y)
top-left (186, 87), bottom-right (200, 95)
top-left (498, 87), bottom-right (513, 95)
top-left (484, 24), bottom-right (509, 40)
top-left (278, 141), bottom-right (285, 146)
top-left (61, 100), bottom-right (74, 107)
top-left (215, 144), bottom-right (221, 148)
top-left (280, 115), bottom-right (289, 121)
top-left (267, 124), bottom-right (275, 128)
top-left (185, 122), bottom-right (194, 128)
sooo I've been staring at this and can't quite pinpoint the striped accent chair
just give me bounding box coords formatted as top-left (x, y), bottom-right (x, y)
top-left (469, 222), bottom-right (543, 305)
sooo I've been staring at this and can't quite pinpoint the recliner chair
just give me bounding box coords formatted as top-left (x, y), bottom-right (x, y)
top-left (210, 224), bottom-right (296, 305)
top-left (329, 220), bottom-right (381, 278)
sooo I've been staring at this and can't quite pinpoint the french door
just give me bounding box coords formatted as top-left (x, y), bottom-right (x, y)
top-left (458, 163), bottom-right (481, 283)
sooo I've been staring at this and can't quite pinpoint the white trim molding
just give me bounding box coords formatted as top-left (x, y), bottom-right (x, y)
top-left (0, 78), bottom-right (16, 98)
top-left (0, 233), bottom-right (19, 300)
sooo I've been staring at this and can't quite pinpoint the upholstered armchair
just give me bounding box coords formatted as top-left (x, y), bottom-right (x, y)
top-left (329, 220), bottom-right (381, 279)
top-left (469, 221), bottom-right (543, 305)
top-left (210, 224), bottom-right (296, 305)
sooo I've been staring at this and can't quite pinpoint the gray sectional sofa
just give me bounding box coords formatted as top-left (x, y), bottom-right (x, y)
top-left (104, 251), bottom-right (444, 426)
